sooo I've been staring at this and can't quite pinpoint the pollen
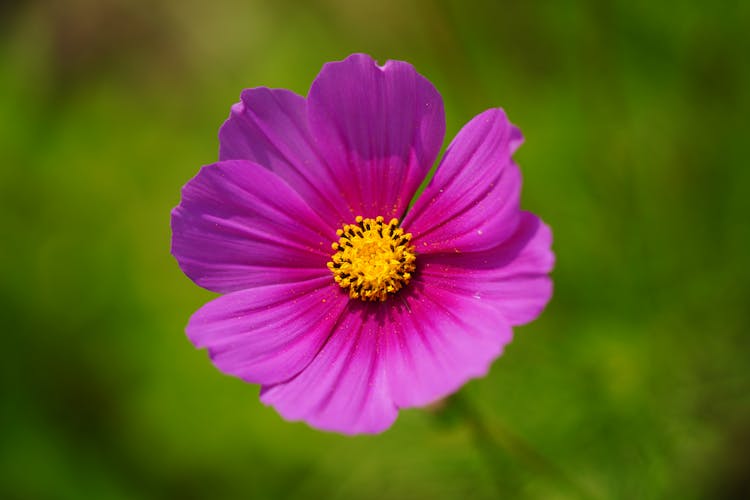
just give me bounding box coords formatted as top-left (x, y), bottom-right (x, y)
top-left (327, 216), bottom-right (416, 302)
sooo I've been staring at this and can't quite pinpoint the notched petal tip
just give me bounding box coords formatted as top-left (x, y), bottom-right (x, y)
top-left (476, 107), bottom-right (525, 154)
top-left (307, 52), bottom-right (445, 219)
top-left (259, 388), bottom-right (399, 435)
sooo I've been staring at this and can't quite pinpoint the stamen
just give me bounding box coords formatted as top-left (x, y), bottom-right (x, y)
top-left (327, 216), bottom-right (417, 302)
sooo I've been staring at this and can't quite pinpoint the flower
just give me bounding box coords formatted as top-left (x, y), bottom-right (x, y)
top-left (171, 54), bottom-right (554, 435)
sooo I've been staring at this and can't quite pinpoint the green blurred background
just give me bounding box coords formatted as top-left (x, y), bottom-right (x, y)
top-left (2, 0), bottom-right (749, 498)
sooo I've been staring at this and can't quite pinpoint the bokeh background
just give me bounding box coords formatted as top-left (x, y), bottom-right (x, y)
top-left (2, 0), bottom-right (749, 498)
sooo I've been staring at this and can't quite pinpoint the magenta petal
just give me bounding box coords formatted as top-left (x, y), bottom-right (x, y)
top-left (219, 88), bottom-right (351, 225)
top-left (420, 212), bottom-right (554, 326)
top-left (307, 53), bottom-right (445, 219)
top-left (171, 160), bottom-right (334, 293)
top-left (260, 302), bottom-right (398, 435)
top-left (383, 284), bottom-right (513, 408)
top-left (404, 108), bottom-right (524, 253)
top-left (187, 277), bottom-right (348, 385)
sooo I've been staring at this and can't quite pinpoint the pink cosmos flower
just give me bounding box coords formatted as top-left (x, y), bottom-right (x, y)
top-left (171, 54), bottom-right (554, 435)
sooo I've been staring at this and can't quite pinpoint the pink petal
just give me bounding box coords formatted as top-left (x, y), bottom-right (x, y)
top-left (260, 301), bottom-right (398, 435)
top-left (219, 88), bottom-right (351, 226)
top-left (307, 53), bottom-right (445, 219)
top-left (260, 276), bottom-right (516, 433)
top-left (404, 108), bottom-right (524, 253)
top-left (419, 212), bottom-right (554, 326)
top-left (187, 277), bottom-right (348, 385)
top-left (171, 160), bottom-right (335, 293)
top-left (382, 283), bottom-right (514, 408)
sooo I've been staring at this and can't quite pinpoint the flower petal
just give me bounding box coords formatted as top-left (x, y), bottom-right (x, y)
top-left (218, 88), bottom-right (351, 225)
top-left (171, 160), bottom-right (335, 293)
top-left (260, 274), bottom-right (515, 433)
top-left (186, 277), bottom-right (348, 385)
top-left (419, 212), bottom-right (554, 326)
top-left (382, 282), bottom-right (514, 408)
top-left (404, 108), bottom-right (524, 253)
top-left (307, 53), bottom-right (445, 219)
top-left (260, 301), bottom-right (397, 435)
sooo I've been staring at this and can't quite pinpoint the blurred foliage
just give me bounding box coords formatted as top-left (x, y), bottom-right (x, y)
top-left (1, 0), bottom-right (749, 498)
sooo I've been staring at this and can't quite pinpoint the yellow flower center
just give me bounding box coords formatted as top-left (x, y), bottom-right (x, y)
top-left (327, 216), bottom-right (416, 302)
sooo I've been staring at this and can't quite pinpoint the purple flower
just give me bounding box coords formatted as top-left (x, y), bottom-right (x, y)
top-left (171, 54), bottom-right (554, 435)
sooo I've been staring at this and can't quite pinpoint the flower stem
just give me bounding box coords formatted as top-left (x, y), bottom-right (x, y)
top-left (445, 393), bottom-right (595, 499)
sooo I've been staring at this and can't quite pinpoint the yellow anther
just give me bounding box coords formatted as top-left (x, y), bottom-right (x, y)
top-left (328, 216), bottom-right (417, 302)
